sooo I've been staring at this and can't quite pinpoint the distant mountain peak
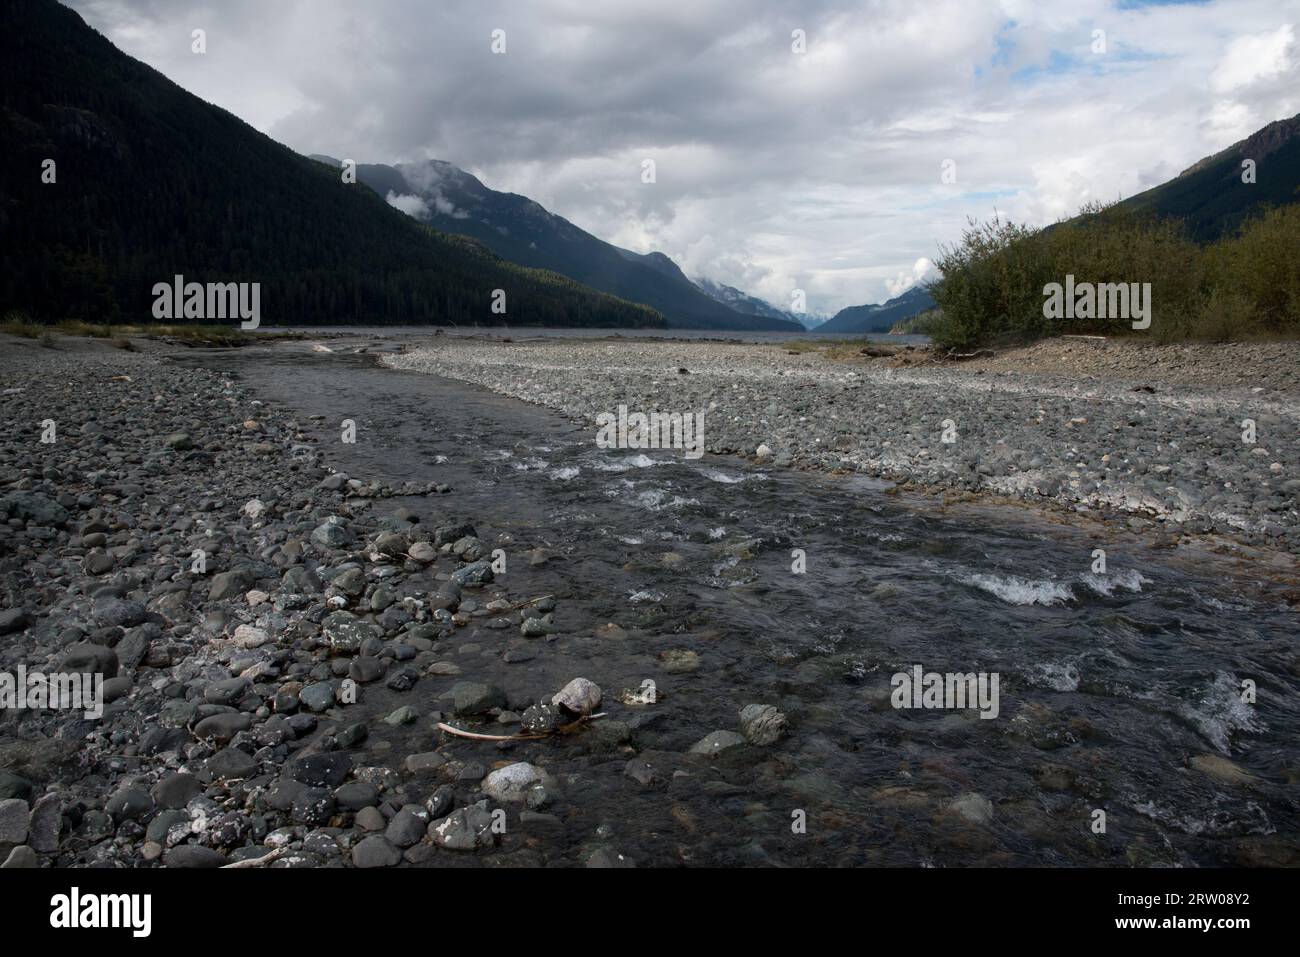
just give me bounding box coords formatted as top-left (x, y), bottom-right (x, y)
top-left (338, 155), bottom-right (803, 331)
top-left (817, 284), bottom-right (936, 335)
top-left (692, 276), bottom-right (810, 327)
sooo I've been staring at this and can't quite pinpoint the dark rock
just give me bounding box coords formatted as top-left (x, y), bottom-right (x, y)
top-left (152, 773), bottom-right (202, 810)
top-left (146, 809), bottom-right (190, 844)
top-left (92, 597), bottom-right (146, 628)
top-left (206, 748), bottom-right (257, 781)
top-left (351, 835), bottom-right (401, 868)
top-left (286, 752), bottom-right (352, 788)
top-left (0, 492), bottom-right (68, 526)
top-left (58, 642), bottom-right (119, 679)
top-left (209, 569), bottom-right (254, 601)
top-left (298, 681), bottom-right (336, 713)
top-left (0, 609), bottom-right (31, 636)
top-left (0, 772), bottom-right (33, 802)
top-left (163, 845), bottom-right (227, 868)
top-left (334, 781), bottom-right (379, 811)
top-left (291, 787), bottom-right (336, 826)
top-left (105, 788), bottom-right (154, 821)
top-left (428, 801), bottom-right (497, 851)
top-left (385, 806), bottom-right (428, 848)
top-left (193, 712), bottom-right (252, 743)
top-left (451, 681), bottom-right (506, 715)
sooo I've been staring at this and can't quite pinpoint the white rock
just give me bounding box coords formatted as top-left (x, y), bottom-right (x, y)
top-left (482, 762), bottom-right (551, 802)
top-left (756, 443), bottom-right (772, 458)
top-left (408, 541), bottom-right (438, 563)
top-left (242, 498), bottom-right (267, 519)
top-left (552, 677), bottom-right (602, 715)
top-left (232, 624), bottom-right (269, 648)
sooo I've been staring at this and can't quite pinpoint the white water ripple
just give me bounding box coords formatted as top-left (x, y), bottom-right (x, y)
top-left (964, 572), bottom-right (1075, 606)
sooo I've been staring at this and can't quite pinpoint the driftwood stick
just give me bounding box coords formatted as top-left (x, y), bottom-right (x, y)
top-left (221, 847), bottom-right (289, 869)
top-left (436, 712), bottom-right (606, 742)
top-left (507, 594), bottom-right (555, 612)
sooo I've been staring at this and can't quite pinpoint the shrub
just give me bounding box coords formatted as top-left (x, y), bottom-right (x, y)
top-left (1182, 288), bottom-right (1261, 342)
top-left (929, 215), bottom-right (1052, 350)
top-left (1205, 204), bottom-right (1300, 336)
top-left (1, 310), bottom-right (43, 339)
top-left (928, 199), bottom-right (1294, 348)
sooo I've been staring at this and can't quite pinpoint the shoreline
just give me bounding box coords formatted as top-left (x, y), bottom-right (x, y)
top-left (382, 335), bottom-right (1300, 565)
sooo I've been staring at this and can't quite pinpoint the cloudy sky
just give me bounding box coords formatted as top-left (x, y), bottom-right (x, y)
top-left (72, 0), bottom-right (1299, 315)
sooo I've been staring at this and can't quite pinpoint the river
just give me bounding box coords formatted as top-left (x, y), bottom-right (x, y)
top-left (174, 339), bottom-right (1298, 867)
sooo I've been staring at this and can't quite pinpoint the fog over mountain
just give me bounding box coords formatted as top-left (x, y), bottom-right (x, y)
top-left (69, 0), bottom-right (1300, 315)
top-left (319, 155), bottom-right (801, 330)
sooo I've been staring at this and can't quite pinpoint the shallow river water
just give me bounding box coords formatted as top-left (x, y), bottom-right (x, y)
top-left (177, 342), bottom-right (1298, 867)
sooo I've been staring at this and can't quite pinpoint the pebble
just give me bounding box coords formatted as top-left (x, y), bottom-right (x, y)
top-left (688, 730), bottom-right (746, 756)
top-left (738, 704), bottom-right (788, 745)
top-left (351, 837), bottom-right (400, 868)
top-left (482, 762), bottom-right (551, 803)
top-left (552, 677), bottom-right (602, 716)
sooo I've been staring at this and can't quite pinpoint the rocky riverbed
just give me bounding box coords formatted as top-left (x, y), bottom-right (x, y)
top-left (0, 334), bottom-right (672, 867)
top-left (386, 337), bottom-right (1299, 554)
top-left (1, 332), bottom-right (1297, 870)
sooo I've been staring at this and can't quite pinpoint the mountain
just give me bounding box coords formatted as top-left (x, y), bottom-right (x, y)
top-left (327, 156), bottom-right (802, 332)
top-left (692, 277), bottom-right (808, 326)
top-left (817, 285), bottom-right (936, 334)
top-left (0, 0), bottom-right (663, 328)
top-left (1119, 112), bottom-right (1300, 242)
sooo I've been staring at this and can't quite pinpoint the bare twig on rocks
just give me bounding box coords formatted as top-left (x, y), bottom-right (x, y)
top-left (221, 847), bottom-right (289, 868)
top-left (436, 712), bottom-right (607, 742)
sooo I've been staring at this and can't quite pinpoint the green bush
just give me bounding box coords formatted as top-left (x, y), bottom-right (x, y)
top-left (1204, 204), bottom-right (1300, 335)
top-left (928, 199), bottom-right (1299, 348)
top-left (929, 216), bottom-right (1050, 350)
top-left (1183, 288), bottom-right (1261, 343)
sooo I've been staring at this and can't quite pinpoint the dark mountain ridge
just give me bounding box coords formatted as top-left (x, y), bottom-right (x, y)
top-left (1119, 112), bottom-right (1300, 242)
top-left (817, 285), bottom-right (937, 334)
top-left (0, 0), bottom-right (663, 328)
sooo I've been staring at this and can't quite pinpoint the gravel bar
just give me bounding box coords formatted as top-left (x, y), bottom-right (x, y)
top-left (386, 337), bottom-right (1300, 553)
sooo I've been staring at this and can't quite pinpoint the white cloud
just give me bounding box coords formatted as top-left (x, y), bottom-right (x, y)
top-left (1206, 24), bottom-right (1298, 143)
top-left (884, 258), bottom-right (938, 299)
top-left (1211, 24), bottom-right (1295, 93)
top-left (70, 0), bottom-right (1300, 313)
top-left (385, 191), bottom-right (430, 220)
